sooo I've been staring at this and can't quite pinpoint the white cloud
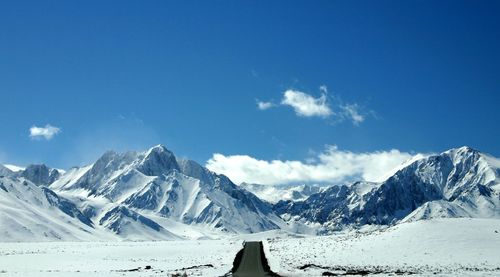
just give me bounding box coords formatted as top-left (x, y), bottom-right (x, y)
top-left (29, 124), bottom-right (61, 140)
top-left (341, 104), bottom-right (365, 125)
top-left (281, 89), bottom-right (332, 117)
top-left (257, 85), bottom-right (372, 125)
top-left (256, 100), bottom-right (275, 110)
top-left (319, 85), bottom-right (328, 94)
top-left (206, 146), bottom-right (425, 185)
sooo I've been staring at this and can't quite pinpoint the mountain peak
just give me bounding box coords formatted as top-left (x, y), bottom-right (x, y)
top-left (148, 144), bottom-right (169, 153)
top-left (137, 145), bottom-right (180, 176)
top-left (25, 163), bottom-right (50, 171)
top-left (99, 150), bottom-right (118, 161)
top-left (446, 146), bottom-right (479, 155)
top-left (442, 146), bottom-right (481, 165)
top-left (21, 164), bottom-right (61, 186)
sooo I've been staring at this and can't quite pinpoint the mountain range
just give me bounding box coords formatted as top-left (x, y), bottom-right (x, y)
top-left (274, 146), bottom-right (500, 232)
top-left (1, 145), bottom-right (499, 241)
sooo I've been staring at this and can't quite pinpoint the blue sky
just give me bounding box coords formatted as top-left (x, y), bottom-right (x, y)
top-left (0, 1), bottom-right (499, 184)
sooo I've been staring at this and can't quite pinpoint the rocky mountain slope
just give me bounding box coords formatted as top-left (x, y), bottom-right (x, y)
top-left (1, 145), bottom-right (286, 241)
top-left (274, 146), bottom-right (500, 231)
top-left (0, 172), bottom-right (108, 241)
top-left (1, 145), bottom-right (499, 241)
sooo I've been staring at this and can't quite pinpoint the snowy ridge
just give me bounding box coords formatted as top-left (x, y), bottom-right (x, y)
top-left (2, 164), bottom-right (25, 173)
top-left (275, 146), bottom-right (500, 230)
top-left (2, 145), bottom-right (286, 241)
top-left (0, 164), bottom-right (13, 176)
top-left (0, 175), bottom-right (113, 242)
top-left (1, 145), bottom-right (499, 241)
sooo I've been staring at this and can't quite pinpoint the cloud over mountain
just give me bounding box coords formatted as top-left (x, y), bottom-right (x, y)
top-left (206, 145), bottom-right (423, 185)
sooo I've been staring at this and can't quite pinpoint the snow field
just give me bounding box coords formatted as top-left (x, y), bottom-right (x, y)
top-left (0, 240), bottom-right (242, 277)
top-left (265, 218), bottom-right (500, 276)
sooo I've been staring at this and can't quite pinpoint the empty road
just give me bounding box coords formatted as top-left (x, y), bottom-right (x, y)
top-left (232, 241), bottom-right (279, 277)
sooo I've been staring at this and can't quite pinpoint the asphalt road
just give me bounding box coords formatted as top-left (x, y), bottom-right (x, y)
top-left (232, 241), bottom-right (279, 277)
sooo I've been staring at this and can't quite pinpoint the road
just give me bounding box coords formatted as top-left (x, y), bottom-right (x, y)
top-left (232, 241), bottom-right (279, 277)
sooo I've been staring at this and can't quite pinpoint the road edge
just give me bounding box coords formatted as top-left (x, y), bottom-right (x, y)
top-left (262, 239), bottom-right (281, 275)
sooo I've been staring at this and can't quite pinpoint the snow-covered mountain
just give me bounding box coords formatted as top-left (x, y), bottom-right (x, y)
top-left (240, 183), bottom-right (325, 203)
top-left (0, 174), bottom-right (109, 241)
top-left (274, 146), bottom-right (500, 230)
top-left (19, 164), bottom-right (62, 186)
top-left (0, 163), bottom-right (62, 186)
top-left (0, 145), bottom-right (287, 241)
top-left (0, 164), bottom-right (13, 177)
top-left (1, 145), bottom-right (499, 241)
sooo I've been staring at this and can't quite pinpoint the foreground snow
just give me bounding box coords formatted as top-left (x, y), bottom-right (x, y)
top-left (1, 219), bottom-right (499, 276)
top-left (0, 240), bottom-right (241, 276)
top-left (265, 218), bottom-right (500, 276)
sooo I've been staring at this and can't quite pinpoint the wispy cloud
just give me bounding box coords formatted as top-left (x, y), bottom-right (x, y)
top-left (256, 100), bottom-right (275, 110)
top-left (319, 85), bottom-right (328, 94)
top-left (257, 85), bottom-right (370, 125)
top-left (206, 145), bottom-right (426, 185)
top-left (29, 124), bottom-right (61, 140)
top-left (281, 89), bottom-right (332, 117)
top-left (341, 103), bottom-right (365, 125)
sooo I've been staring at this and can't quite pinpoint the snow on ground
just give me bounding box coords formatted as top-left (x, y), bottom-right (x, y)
top-left (265, 218), bottom-right (500, 276)
top-left (2, 219), bottom-right (500, 276)
top-left (0, 240), bottom-right (242, 277)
